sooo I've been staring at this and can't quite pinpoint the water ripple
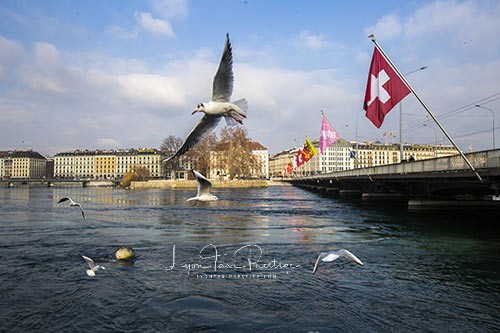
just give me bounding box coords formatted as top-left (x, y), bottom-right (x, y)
top-left (0, 186), bottom-right (499, 332)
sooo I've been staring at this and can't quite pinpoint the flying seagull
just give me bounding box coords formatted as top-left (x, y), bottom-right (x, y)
top-left (188, 170), bottom-right (218, 202)
top-left (82, 255), bottom-right (105, 277)
top-left (163, 33), bottom-right (248, 163)
top-left (57, 196), bottom-right (86, 220)
top-left (312, 249), bottom-right (364, 274)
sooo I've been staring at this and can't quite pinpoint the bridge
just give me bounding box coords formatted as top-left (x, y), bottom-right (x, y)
top-left (287, 149), bottom-right (500, 212)
top-left (0, 179), bottom-right (120, 188)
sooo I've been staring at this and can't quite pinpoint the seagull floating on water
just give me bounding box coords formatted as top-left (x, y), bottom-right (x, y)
top-left (57, 196), bottom-right (85, 220)
top-left (163, 33), bottom-right (248, 162)
top-left (188, 170), bottom-right (218, 202)
top-left (312, 249), bottom-right (364, 274)
top-left (82, 255), bottom-right (105, 277)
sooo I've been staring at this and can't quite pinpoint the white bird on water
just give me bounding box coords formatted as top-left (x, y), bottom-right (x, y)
top-left (82, 255), bottom-right (105, 277)
top-left (163, 33), bottom-right (248, 162)
top-left (312, 249), bottom-right (364, 274)
top-left (57, 196), bottom-right (86, 220)
top-left (188, 170), bottom-right (218, 202)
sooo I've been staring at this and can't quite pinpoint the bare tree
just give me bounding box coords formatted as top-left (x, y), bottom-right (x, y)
top-left (160, 127), bottom-right (261, 180)
top-left (185, 133), bottom-right (218, 176)
top-left (217, 126), bottom-right (261, 179)
top-left (160, 135), bottom-right (183, 179)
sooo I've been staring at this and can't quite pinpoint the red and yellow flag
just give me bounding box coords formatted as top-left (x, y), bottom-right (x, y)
top-left (302, 137), bottom-right (317, 162)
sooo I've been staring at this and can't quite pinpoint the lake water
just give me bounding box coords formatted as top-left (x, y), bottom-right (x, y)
top-left (0, 185), bottom-right (499, 332)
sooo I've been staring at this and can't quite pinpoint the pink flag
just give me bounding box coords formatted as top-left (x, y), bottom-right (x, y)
top-left (320, 115), bottom-right (340, 153)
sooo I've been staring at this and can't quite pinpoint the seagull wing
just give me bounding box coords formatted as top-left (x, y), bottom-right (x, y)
top-left (76, 204), bottom-right (86, 220)
top-left (312, 252), bottom-right (327, 274)
top-left (82, 255), bottom-right (96, 270)
top-left (192, 170), bottom-right (212, 197)
top-left (211, 33), bottom-right (233, 102)
top-left (321, 252), bottom-right (341, 263)
top-left (163, 114), bottom-right (221, 162)
top-left (337, 249), bottom-right (364, 266)
top-left (57, 197), bottom-right (72, 204)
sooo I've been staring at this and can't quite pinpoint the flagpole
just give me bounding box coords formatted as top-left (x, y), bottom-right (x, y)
top-left (369, 34), bottom-right (482, 182)
top-left (320, 110), bottom-right (374, 182)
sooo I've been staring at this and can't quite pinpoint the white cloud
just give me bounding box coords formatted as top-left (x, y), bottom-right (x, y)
top-left (0, 36), bottom-right (24, 79)
top-left (18, 42), bottom-right (67, 94)
top-left (116, 73), bottom-right (186, 109)
top-left (33, 42), bottom-right (61, 69)
top-left (151, 0), bottom-right (188, 19)
top-left (106, 24), bottom-right (138, 40)
top-left (365, 13), bottom-right (402, 40)
top-left (295, 30), bottom-right (332, 50)
top-left (135, 12), bottom-right (175, 39)
top-left (96, 137), bottom-right (122, 148)
top-left (236, 64), bottom-right (358, 149)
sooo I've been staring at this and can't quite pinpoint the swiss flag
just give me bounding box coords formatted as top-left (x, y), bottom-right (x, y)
top-left (363, 47), bottom-right (410, 128)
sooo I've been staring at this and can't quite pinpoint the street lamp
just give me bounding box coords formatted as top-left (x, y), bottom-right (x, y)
top-left (355, 109), bottom-right (363, 158)
top-left (399, 66), bottom-right (428, 162)
top-left (423, 124), bottom-right (438, 157)
top-left (475, 104), bottom-right (495, 149)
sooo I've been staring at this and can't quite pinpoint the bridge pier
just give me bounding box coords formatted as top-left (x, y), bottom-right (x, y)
top-left (325, 187), bottom-right (340, 195)
top-left (339, 189), bottom-right (362, 199)
top-left (362, 192), bottom-right (407, 202)
top-left (408, 199), bottom-right (500, 212)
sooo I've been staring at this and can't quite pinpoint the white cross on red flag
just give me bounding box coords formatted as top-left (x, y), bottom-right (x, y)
top-left (363, 47), bottom-right (410, 128)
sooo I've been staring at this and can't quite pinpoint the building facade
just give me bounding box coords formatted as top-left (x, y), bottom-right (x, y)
top-left (270, 141), bottom-right (460, 178)
top-left (53, 149), bottom-right (163, 179)
top-left (0, 150), bottom-right (47, 179)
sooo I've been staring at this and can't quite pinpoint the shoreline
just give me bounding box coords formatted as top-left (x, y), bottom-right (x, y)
top-left (129, 179), bottom-right (291, 189)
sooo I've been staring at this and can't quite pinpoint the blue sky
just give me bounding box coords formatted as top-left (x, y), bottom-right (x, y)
top-left (1, 0), bottom-right (499, 156)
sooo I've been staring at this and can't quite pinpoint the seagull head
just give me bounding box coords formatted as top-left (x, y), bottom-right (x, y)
top-left (192, 103), bottom-right (206, 115)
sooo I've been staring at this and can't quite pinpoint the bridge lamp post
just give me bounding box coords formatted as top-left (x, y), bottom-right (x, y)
top-left (474, 104), bottom-right (495, 149)
top-left (355, 109), bottom-right (364, 157)
top-left (399, 66), bottom-right (428, 162)
top-left (423, 124), bottom-right (438, 157)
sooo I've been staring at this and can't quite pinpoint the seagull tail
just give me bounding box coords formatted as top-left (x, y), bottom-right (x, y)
top-left (233, 98), bottom-right (248, 116)
top-left (224, 98), bottom-right (248, 126)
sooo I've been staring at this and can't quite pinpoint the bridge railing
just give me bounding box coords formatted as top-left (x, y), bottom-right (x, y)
top-left (306, 149), bottom-right (500, 180)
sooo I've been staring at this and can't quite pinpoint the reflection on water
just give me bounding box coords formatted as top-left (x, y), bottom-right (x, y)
top-left (0, 185), bottom-right (499, 332)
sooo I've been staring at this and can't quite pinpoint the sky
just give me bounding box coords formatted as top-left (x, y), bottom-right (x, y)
top-left (1, 0), bottom-right (499, 156)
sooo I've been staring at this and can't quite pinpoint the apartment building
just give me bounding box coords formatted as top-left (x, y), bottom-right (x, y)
top-left (270, 141), bottom-right (459, 177)
top-left (251, 142), bottom-right (269, 179)
top-left (269, 139), bottom-right (353, 177)
top-left (95, 153), bottom-right (116, 179)
top-left (53, 149), bottom-right (163, 179)
top-left (353, 142), bottom-right (459, 168)
top-left (0, 150), bottom-right (47, 179)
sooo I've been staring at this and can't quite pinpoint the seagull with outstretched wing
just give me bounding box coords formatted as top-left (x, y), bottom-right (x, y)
top-left (163, 33), bottom-right (248, 162)
top-left (82, 255), bottom-right (105, 277)
top-left (57, 196), bottom-right (86, 220)
top-left (188, 170), bottom-right (218, 202)
top-left (312, 249), bottom-right (364, 274)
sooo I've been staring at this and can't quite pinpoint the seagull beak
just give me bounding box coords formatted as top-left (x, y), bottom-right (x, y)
top-left (191, 110), bottom-right (198, 115)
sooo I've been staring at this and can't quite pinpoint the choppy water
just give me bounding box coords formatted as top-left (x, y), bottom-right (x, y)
top-left (0, 185), bottom-right (499, 332)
